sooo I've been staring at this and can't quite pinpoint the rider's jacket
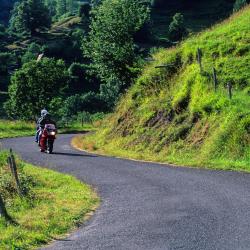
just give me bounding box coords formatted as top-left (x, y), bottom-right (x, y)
top-left (37, 115), bottom-right (56, 129)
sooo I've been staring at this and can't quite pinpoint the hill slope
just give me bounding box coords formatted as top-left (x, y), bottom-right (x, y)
top-left (80, 6), bottom-right (250, 171)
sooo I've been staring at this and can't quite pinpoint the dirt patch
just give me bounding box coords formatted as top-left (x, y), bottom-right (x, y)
top-left (145, 109), bottom-right (175, 127)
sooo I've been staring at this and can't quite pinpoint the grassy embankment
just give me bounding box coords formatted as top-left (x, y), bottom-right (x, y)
top-left (74, 7), bottom-right (250, 171)
top-left (0, 151), bottom-right (99, 249)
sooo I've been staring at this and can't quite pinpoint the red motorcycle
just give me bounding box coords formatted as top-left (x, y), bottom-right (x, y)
top-left (39, 124), bottom-right (57, 154)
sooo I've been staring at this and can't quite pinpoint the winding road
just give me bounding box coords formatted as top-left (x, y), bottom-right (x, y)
top-left (1, 134), bottom-right (250, 250)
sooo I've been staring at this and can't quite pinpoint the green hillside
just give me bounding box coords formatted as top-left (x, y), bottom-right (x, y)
top-left (80, 6), bottom-right (250, 171)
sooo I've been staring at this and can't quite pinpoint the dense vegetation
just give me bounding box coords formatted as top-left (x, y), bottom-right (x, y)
top-left (0, 151), bottom-right (99, 249)
top-left (78, 6), bottom-right (250, 171)
top-left (0, 0), bottom-right (242, 124)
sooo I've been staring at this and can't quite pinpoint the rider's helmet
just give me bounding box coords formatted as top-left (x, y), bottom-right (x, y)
top-left (41, 109), bottom-right (48, 117)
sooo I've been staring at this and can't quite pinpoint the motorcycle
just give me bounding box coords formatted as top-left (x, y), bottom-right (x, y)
top-left (39, 124), bottom-right (57, 154)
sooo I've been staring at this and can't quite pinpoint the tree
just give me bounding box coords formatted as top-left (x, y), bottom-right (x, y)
top-left (84, 0), bottom-right (150, 92)
top-left (5, 58), bottom-right (69, 119)
top-left (9, 0), bottom-right (51, 35)
top-left (233, 0), bottom-right (247, 12)
top-left (168, 13), bottom-right (187, 41)
top-left (21, 42), bottom-right (45, 64)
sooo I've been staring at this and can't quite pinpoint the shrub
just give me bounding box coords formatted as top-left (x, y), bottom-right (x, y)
top-left (21, 43), bottom-right (45, 64)
top-left (60, 92), bottom-right (108, 121)
top-left (168, 13), bottom-right (188, 41)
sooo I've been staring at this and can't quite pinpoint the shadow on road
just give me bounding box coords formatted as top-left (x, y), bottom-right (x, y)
top-left (52, 152), bottom-right (97, 158)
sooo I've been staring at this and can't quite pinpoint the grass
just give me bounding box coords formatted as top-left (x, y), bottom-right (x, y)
top-left (0, 119), bottom-right (97, 139)
top-left (0, 120), bottom-right (35, 139)
top-left (0, 151), bottom-right (99, 249)
top-left (77, 6), bottom-right (250, 172)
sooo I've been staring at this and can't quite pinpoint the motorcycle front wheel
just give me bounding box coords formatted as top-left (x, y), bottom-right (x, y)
top-left (47, 139), bottom-right (54, 154)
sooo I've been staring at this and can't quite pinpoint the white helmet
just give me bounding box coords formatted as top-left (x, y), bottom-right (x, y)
top-left (41, 109), bottom-right (48, 117)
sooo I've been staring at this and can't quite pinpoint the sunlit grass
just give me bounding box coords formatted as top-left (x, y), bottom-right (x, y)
top-left (0, 120), bottom-right (35, 139)
top-left (0, 151), bottom-right (99, 249)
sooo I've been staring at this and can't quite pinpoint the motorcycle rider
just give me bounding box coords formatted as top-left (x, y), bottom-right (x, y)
top-left (35, 109), bottom-right (56, 143)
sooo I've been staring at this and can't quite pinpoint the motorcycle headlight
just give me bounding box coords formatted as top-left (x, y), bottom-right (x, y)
top-left (50, 131), bottom-right (56, 136)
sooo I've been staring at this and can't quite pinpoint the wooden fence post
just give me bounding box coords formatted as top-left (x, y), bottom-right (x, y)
top-left (212, 67), bottom-right (218, 91)
top-left (8, 149), bottom-right (22, 196)
top-left (227, 83), bottom-right (232, 99)
top-left (197, 48), bottom-right (203, 73)
top-left (0, 193), bottom-right (12, 222)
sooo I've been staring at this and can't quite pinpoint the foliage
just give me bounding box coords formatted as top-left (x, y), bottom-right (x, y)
top-left (168, 13), bottom-right (187, 41)
top-left (60, 92), bottom-right (107, 121)
top-left (0, 53), bottom-right (15, 75)
top-left (56, 0), bottom-right (67, 17)
top-left (9, 0), bottom-right (51, 35)
top-left (45, 0), bottom-right (57, 18)
top-left (0, 24), bottom-right (7, 38)
top-left (84, 0), bottom-right (150, 89)
top-left (21, 42), bottom-right (45, 64)
top-left (99, 76), bottom-right (122, 109)
top-left (68, 62), bottom-right (99, 94)
top-left (233, 0), bottom-right (247, 12)
top-left (79, 2), bottom-right (91, 23)
top-left (5, 58), bottom-right (69, 120)
top-left (0, 151), bottom-right (99, 249)
top-left (82, 6), bottom-right (250, 171)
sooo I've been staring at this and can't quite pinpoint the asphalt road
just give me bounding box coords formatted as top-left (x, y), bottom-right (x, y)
top-left (1, 135), bottom-right (250, 250)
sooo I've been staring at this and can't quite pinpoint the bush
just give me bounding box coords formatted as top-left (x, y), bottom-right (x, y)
top-left (60, 92), bottom-right (108, 121)
top-left (21, 43), bottom-right (45, 64)
top-left (168, 13), bottom-right (188, 41)
top-left (76, 111), bottom-right (105, 124)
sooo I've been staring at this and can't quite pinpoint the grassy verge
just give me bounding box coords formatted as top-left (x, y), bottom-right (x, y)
top-left (0, 151), bottom-right (99, 249)
top-left (72, 132), bottom-right (249, 172)
top-left (0, 120), bottom-right (35, 139)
